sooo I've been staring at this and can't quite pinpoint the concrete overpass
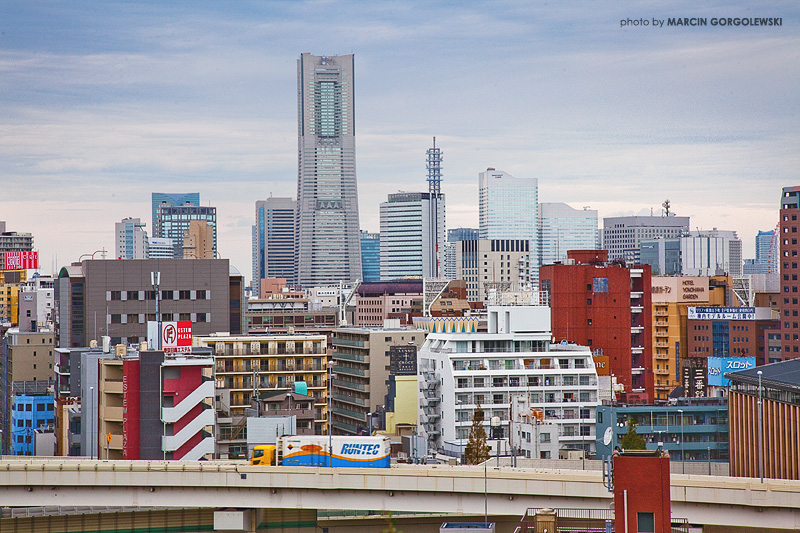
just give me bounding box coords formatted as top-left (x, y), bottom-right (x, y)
top-left (1, 459), bottom-right (799, 530)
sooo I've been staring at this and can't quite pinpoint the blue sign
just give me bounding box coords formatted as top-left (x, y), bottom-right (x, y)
top-left (708, 356), bottom-right (756, 386)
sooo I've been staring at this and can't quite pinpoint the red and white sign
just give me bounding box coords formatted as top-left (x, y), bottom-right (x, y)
top-left (162, 320), bottom-right (193, 353)
top-left (4, 251), bottom-right (39, 270)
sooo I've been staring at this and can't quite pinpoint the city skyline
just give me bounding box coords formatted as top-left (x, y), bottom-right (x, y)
top-left (1, 1), bottom-right (797, 280)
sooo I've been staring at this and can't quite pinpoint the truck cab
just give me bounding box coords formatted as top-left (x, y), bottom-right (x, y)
top-left (250, 444), bottom-right (276, 466)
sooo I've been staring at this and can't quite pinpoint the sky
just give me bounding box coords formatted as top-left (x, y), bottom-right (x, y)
top-left (2, 1), bottom-right (798, 282)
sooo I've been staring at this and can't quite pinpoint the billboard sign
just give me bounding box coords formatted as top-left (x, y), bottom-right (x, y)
top-left (592, 355), bottom-right (610, 376)
top-left (688, 306), bottom-right (755, 321)
top-left (148, 320), bottom-right (192, 352)
top-left (162, 320), bottom-right (192, 353)
top-left (3, 251), bottom-right (39, 270)
top-left (709, 356), bottom-right (756, 387)
top-left (651, 276), bottom-right (708, 303)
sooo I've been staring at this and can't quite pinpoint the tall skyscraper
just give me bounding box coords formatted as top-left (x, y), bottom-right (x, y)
top-left (756, 230), bottom-right (778, 273)
top-left (478, 169), bottom-right (539, 285)
top-left (151, 193), bottom-right (199, 233)
top-left (379, 192), bottom-right (445, 280)
top-left (539, 203), bottom-right (599, 266)
top-left (155, 205), bottom-right (216, 259)
top-left (360, 231), bottom-right (380, 283)
top-left (115, 217), bottom-right (148, 259)
top-left (253, 197), bottom-right (296, 295)
top-left (602, 215), bottom-right (689, 263)
top-left (444, 228), bottom-right (478, 280)
top-left (779, 186), bottom-right (800, 359)
top-left (295, 53), bottom-right (361, 286)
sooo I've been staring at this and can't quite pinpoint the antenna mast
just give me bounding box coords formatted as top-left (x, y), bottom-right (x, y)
top-left (426, 137), bottom-right (443, 278)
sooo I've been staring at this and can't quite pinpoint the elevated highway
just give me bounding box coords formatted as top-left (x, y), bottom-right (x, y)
top-left (1, 459), bottom-right (799, 530)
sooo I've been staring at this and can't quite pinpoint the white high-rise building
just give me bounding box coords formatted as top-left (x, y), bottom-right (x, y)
top-left (115, 218), bottom-right (148, 259)
top-left (479, 169), bottom-right (539, 286)
top-left (418, 306), bottom-right (599, 457)
top-left (602, 215), bottom-right (690, 263)
top-left (147, 237), bottom-right (173, 259)
top-left (379, 192), bottom-right (445, 280)
top-left (295, 53), bottom-right (361, 286)
top-left (539, 203), bottom-right (599, 266)
top-left (691, 228), bottom-right (742, 277)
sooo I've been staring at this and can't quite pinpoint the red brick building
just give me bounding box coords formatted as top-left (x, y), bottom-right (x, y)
top-left (540, 250), bottom-right (654, 402)
top-left (780, 186), bottom-right (800, 359)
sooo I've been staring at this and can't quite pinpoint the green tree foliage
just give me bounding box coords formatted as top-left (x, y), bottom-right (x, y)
top-left (620, 418), bottom-right (647, 450)
top-left (464, 404), bottom-right (491, 464)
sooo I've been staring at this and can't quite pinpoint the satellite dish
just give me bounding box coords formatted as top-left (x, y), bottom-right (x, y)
top-left (603, 426), bottom-right (613, 446)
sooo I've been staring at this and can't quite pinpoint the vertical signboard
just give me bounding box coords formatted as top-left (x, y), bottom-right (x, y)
top-left (122, 358), bottom-right (140, 460)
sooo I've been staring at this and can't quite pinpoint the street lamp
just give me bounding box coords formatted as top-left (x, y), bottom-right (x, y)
top-left (327, 360), bottom-right (334, 467)
top-left (89, 386), bottom-right (94, 460)
top-left (678, 408), bottom-right (684, 474)
top-left (758, 370), bottom-right (764, 483)
top-left (579, 406), bottom-right (585, 470)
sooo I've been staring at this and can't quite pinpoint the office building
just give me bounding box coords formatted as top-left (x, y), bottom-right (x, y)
top-left (295, 53), bottom-right (361, 286)
top-left (245, 296), bottom-right (337, 335)
top-left (750, 230), bottom-right (778, 274)
top-left (115, 218), bottom-right (149, 260)
top-left (640, 232), bottom-right (741, 277)
top-left (727, 358), bottom-right (800, 480)
top-left (596, 398), bottom-right (729, 463)
top-left (779, 186), bottom-right (800, 359)
top-left (539, 203), bottom-right (599, 266)
top-left (650, 276), bottom-right (732, 400)
top-left (18, 276), bottom-right (55, 333)
top-left (97, 349), bottom-right (215, 461)
top-left (253, 198), bottom-right (296, 296)
top-left (540, 250), bottom-right (654, 402)
top-left (444, 228), bottom-right (478, 280)
top-left (183, 220), bottom-right (215, 259)
top-left (690, 229), bottom-right (743, 277)
top-left (360, 231), bottom-right (380, 282)
top-left (455, 239), bottom-right (531, 303)
top-left (1, 329), bottom-right (56, 455)
top-left (355, 280), bottom-right (423, 327)
top-left (147, 237), bottom-right (173, 259)
top-left (478, 169), bottom-right (539, 284)
top-left (151, 193), bottom-right (199, 233)
top-left (380, 192), bottom-right (446, 280)
top-left (11, 394), bottom-right (55, 455)
top-left (0, 221), bottom-right (34, 259)
top-left (602, 215), bottom-right (689, 263)
top-left (417, 307), bottom-right (600, 456)
top-left (55, 259), bottom-right (244, 348)
top-left (686, 306), bottom-right (778, 372)
top-left (154, 204), bottom-right (217, 259)
top-left (331, 326), bottom-right (426, 435)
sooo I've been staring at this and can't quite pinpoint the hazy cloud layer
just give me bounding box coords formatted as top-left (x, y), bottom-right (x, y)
top-left (1, 0), bottom-right (797, 277)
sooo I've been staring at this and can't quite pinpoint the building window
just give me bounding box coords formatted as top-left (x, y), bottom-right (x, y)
top-left (637, 512), bottom-right (655, 533)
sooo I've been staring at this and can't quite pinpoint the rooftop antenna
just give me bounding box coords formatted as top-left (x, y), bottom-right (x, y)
top-left (662, 199), bottom-right (671, 216)
top-left (426, 137), bottom-right (443, 278)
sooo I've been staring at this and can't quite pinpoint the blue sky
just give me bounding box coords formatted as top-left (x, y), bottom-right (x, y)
top-left (2, 1), bottom-right (798, 279)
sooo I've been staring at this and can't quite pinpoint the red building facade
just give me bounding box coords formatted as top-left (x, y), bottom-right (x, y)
top-left (540, 250), bottom-right (654, 402)
top-left (779, 186), bottom-right (800, 359)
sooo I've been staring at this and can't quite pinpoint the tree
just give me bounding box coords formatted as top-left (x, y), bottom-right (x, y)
top-left (619, 418), bottom-right (647, 450)
top-left (464, 404), bottom-right (491, 464)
